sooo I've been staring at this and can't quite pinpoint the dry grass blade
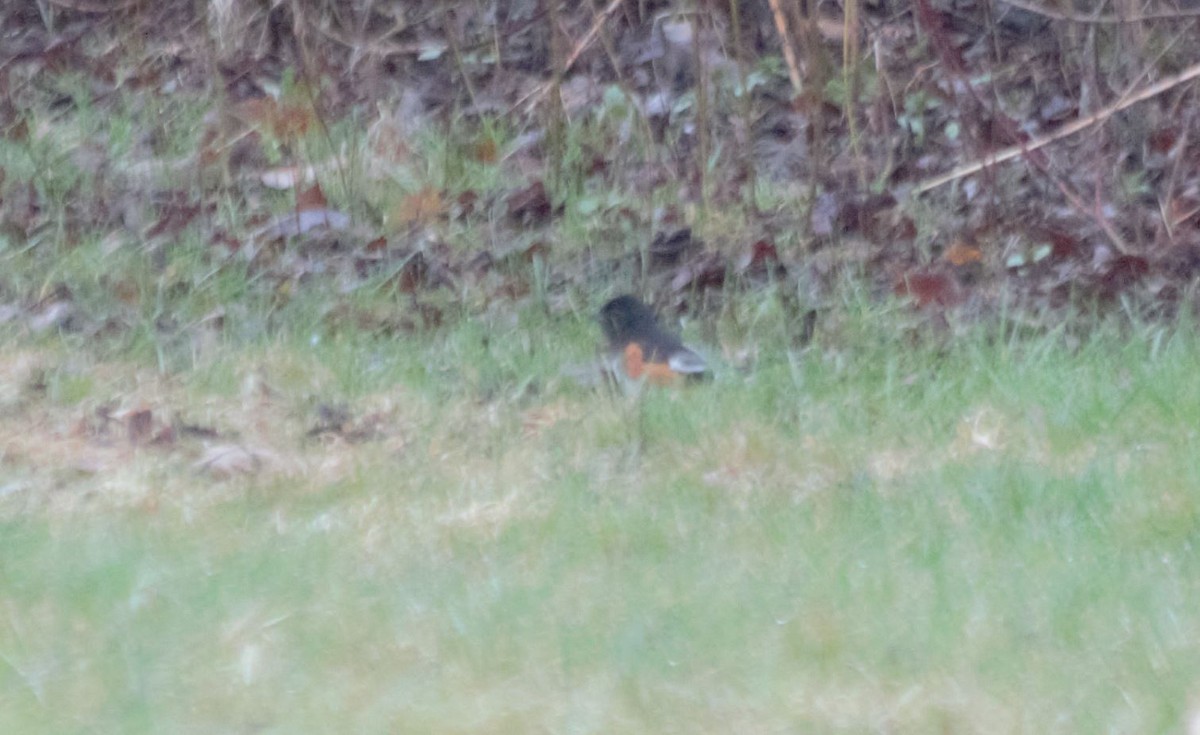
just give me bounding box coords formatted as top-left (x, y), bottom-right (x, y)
top-left (46, 0), bottom-right (141, 10)
top-left (515, 0), bottom-right (624, 113)
top-left (1001, 0), bottom-right (1200, 23)
top-left (767, 0), bottom-right (803, 96)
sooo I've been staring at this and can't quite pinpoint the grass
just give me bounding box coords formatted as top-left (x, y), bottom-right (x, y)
top-left (2, 57), bottom-right (1198, 734)
top-left (3, 307), bottom-right (1200, 733)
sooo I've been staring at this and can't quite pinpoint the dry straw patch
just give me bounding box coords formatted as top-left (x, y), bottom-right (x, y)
top-left (0, 349), bottom-right (419, 515)
top-left (0, 343), bottom-right (618, 539)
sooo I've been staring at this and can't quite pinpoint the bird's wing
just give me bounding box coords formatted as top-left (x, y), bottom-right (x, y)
top-left (668, 347), bottom-right (708, 374)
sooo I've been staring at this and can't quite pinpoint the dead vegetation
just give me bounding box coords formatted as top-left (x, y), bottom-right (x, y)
top-left (2, 0), bottom-right (1200, 341)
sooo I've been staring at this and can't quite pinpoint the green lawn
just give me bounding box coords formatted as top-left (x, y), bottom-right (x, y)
top-left (1, 6), bottom-right (1196, 732)
top-left (3, 315), bottom-right (1199, 733)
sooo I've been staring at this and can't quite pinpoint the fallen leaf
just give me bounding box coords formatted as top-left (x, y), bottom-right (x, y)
top-left (506, 180), bottom-right (556, 225)
top-left (250, 209), bottom-right (351, 240)
top-left (1098, 255), bottom-right (1150, 297)
top-left (894, 268), bottom-right (964, 308)
top-left (234, 97), bottom-right (314, 140)
top-left (295, 183), bottom-right (328, 212)
top-left (392, 186), bottom-right (443, 226)
top-left (649, 227), bottom-right (697, 267)
top-left (737, 239), bottom-right (785, 278)
top-left (126, 407), bottom-right (154, 445)
top-left (670, 252), bottom-right (727, 291)
top-left (942, 239), bottom-right (982, 266)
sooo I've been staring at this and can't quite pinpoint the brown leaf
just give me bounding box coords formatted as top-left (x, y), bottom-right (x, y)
top-left (1037, 227), bottom-right (1084, 262)
top-left (393, 251), bottom-right (429, 293)
top-left (671, 253), bottom-right (727, 292)
top-left (210, 229), bottom-right (243, 254)
top-left (472, 136), bottom-right (498, 163)
top-left (1098, 255), bottom-right (1150, 297)
top-left (737, 239), bottom-right (785, 278)
top-left (894, 268), bottom-right (964, 308)
top-left (1147, 125), bottom-right (1181, 156)
top-left (451, 190), bottom-right (479, 220)
top-left (126, 407), bottom-right (154, 445)
top-left (151, 423), bottom-right (177, 446)
top-left (144, 195), bottom-right (203, 240)
top-left (506, 180), bottom-right (556, 225)
top-left (392, 186), bottom-right (443, 227)
top-left (649, 228), bottom-right (697, 267)
top-left (837, 193), bottom-right (894, 234)
top-left (234, 97), bottom-right (313, 140)
top-left (296, 183), bottom-right (328, 212)
top-left (942, 240), bottom-right (982, 267)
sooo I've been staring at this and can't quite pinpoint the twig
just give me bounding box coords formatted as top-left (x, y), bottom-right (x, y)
top-left (767, 0), bottom-right (803, 96)
top-left (912, 61), bottom-right (1200, 196)
top-left (45, 0), bottom-right (141, 11)
top-left (1049, 169), bottom-right (1131, 253)
top-left (1000, 0), bottom-right (1200, 24)
top-left (514, 0), bottom-right (624, 113)
top-left (561, 0), bottom-right (623, 73)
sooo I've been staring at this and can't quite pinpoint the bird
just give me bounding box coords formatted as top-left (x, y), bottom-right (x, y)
top-left (598, 295), bottom-right (708, 386)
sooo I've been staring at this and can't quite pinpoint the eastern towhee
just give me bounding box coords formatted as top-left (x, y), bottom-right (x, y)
top-left (599, 295), bottom-right (708, 385)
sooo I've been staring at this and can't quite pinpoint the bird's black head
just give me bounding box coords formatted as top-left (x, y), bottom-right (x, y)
top-left (598, 295), bottom-right (659, 344)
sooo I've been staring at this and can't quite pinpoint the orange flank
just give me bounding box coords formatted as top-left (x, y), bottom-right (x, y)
top-left (623, 343), bottom-right (682, 385)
